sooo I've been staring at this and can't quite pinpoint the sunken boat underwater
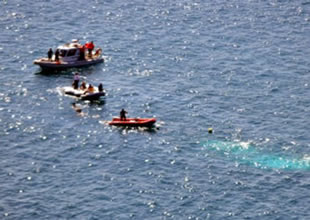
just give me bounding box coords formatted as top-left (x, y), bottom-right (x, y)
top-left (61, 83), bottom-right (106, 101)
top-left (34, 40), bottom-right (104, 70)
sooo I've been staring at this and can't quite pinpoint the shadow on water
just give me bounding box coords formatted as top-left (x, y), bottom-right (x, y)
top-left (202, 140), bottom-right (310, 170)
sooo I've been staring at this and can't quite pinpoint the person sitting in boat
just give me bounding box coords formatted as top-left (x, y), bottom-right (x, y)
top-left (120, 108), bottom-right (127, 121)
top-left (47, 48), bottom-right (53, 60)
top-left (72, 72), bottom-right (80, 89)
top-left (85, 84), bottom-right (95, 94)
top-left (85, 41), bottom-right (95, 58)
top-left (80, 81), bottom-right (87, 90)
top-left (98, 83), bottom-right (103, 92)
top-left (55, 49), bottom-right (60, 61)
top-left (95, 48), bottom-right (102, 57)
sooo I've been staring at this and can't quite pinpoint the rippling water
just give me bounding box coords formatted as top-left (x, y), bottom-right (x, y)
top-left (1, 0), bottom-right (310, 219)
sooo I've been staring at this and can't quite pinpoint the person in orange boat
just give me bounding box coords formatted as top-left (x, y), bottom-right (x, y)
top-left (120, 108), bottom-right (127, 121)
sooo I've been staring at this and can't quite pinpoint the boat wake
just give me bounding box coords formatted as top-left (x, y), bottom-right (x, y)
top-left (202, 140), bottom-right (310, 170)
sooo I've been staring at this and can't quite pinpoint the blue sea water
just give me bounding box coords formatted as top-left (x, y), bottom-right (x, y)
top-left (1, 0), bottom-right (310, 219)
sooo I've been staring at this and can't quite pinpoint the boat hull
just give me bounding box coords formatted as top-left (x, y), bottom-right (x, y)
top-left (34, 58), bottom-right (104, 70)
top-left (80, 92), bottom-right (105, 101)
top-left (109, 117), bottom-right (156, 127)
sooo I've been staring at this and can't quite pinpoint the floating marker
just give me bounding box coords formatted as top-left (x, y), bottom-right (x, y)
top-left (208, 128), bottom-right (213, 134)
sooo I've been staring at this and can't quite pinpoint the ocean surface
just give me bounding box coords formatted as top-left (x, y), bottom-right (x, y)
top-left (1, 0), bottom-right (310, 219)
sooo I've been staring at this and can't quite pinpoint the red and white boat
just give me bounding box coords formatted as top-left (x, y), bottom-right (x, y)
top-left (108, 117), bottom-right (157, 127)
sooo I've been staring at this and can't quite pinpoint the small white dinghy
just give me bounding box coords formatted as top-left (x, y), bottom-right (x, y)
top-left (61, 84), bottom-right (106, 101)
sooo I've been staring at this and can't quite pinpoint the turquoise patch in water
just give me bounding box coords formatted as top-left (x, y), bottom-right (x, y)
top-left (203, 140), bottom-right (310, 170)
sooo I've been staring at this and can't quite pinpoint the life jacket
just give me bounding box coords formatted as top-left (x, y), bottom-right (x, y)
top-left (88, 42), bottom-right (94, 50)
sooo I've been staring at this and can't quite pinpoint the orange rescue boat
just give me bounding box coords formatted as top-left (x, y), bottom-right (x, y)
top-left (108, 117), bottom-right (156, 128)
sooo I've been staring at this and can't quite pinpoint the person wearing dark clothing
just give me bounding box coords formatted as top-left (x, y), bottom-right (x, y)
top-left (47, 48), bottom-right (53, 60)
top-left (120, 109), bottom-right (127, 121)
top-left (79, 46), bottom-right (85, 61)
top-left (55, 49), bottom-right (60, 61)
top-left (98, 83), bottom-right (103, 92)
top-left (80, 81), bottom-right (87, 90)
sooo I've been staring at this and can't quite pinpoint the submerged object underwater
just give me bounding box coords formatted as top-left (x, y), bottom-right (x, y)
top-left (202, 140), bottom-right (310, 170)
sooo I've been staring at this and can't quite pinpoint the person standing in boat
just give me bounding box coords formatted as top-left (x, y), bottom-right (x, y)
top-left (86, 41), bottom-right (95, 58)
top-left (73, 72), bottom-right (80, 89)
top-left (55, 49), bottom-right (60, 61)
top-left (98, 83), bottom-right (103, 92)
top-left (79, 45), bottom-right (85, 61)
top-left (120, 109), bottom-right (127, 121)
top-left (47, 48), bottom-right (53, 60)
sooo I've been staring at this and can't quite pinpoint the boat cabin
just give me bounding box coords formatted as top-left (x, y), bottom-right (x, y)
top-left (57, 40), bottom-right (83, 62)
